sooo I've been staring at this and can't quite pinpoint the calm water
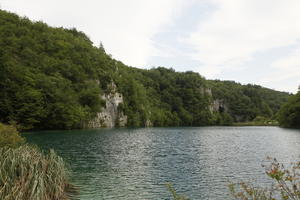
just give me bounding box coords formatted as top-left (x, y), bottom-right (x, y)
top-left (24, 126), bottom-right (300, 200)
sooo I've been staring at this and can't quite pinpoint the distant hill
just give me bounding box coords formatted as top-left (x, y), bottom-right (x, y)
top-left (208, 80), bottom-right (290, 122)
top-left (0, 10), bottom-right (291, 130)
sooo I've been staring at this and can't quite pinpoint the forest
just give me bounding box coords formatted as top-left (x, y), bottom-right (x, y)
top-left (0, 10), bottom-right (295, 130)
top-left (277, 90), bottom-right (300, 128)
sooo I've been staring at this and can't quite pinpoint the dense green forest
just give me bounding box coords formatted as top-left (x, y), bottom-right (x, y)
top-left (209, 80), bottom-right (290, 122)
top-left (277, 91), bottom-right (300, 128)
top-left (0, 10), bottom-right (291, 130)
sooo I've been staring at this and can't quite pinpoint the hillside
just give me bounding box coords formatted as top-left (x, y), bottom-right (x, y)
top-left (0, 10), bottom-right (291, 130)
top-left (277, 91), bottom-right (300, 128)
top-left (208, 80), bottom-right (290, 122)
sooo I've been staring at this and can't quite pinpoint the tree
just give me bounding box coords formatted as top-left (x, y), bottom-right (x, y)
top-left (278, 92), bottom-right (300, 128)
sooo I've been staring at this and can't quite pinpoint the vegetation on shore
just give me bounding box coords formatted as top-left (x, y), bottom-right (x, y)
top-left (0, 9), bottom-right (291, 130)
top-left (0, 123), bottom-right (25, 148)
top-left (209, 80), bottom-right (290, 123)
top-left (277, 91), bottom-right (300, 128)
top-left (0, 123), bottom-right (75, 200)
top-left (233, 116), bottom-right (279, 126)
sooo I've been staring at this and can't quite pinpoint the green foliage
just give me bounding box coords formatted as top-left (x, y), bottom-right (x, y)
top-left (278, 92), bottom-right (300, 128)
top-left (115, 67), bottom-right (213, 127)
top-left (0, 10), bottom-right (291, 129)
top-left (212, 112), bottom-right (234, 125)
top-left (0, 10), bottom-right (110, 129)
top-left (229, 157), bottom-right (300, 200)
top-left (0, 123), bottom-right (25, 148)
top-left (209, 81), bottom-right (290, 123)
top-left (0, 145), bottom-right (75, 200)
top-left (253, 116), bottom-right (278, 126)
top-left (233, 116), bottom-right (279, 126)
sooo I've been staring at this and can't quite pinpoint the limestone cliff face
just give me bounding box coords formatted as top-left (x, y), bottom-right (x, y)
top-left (210, 99), bottom-right (228, 113)
top-left (210, 98), bottom-right (246, 122)
top-left (200, 88), bottom-right (212, 96)
top-left (87, 83), bottom-right (127, 128)
top-left (199, 88), bottom-right (222, 113)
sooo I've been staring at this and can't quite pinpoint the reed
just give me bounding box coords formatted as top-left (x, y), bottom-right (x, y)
top-left (0, 145), bottom-right (76, 200)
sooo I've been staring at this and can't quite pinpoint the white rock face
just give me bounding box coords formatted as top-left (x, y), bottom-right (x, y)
top-left (208, 98), bottom-right (229, 113)
top-left (87, 83), bottom-right (127, 128)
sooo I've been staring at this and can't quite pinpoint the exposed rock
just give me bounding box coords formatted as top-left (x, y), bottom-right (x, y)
top-left (145, 119), bottom-right (153, 127)
top-left (210, 99), bottom-right (228, 113)
top-left (205, 88), bottom-right (212, 96)
top-left (200, 87), bottom-right (212, 96)
top-left (86, 83), bottom-right (127, 128)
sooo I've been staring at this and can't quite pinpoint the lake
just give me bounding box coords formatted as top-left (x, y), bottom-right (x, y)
top-left (24, 126), bottom-right (300, 199)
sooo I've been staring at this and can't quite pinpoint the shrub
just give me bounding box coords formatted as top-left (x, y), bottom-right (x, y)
top-left (0, 145), bottom-right (76, 200)
top-left (229, 157), bottom-right (300, 200)
top-left (0, 123), bottom-right (25, 148)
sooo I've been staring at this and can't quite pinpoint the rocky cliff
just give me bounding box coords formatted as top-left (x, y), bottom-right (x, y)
top-left (211, 99), bottom-right (228, 113)
top-left (86, 83), bottom-right (127, 128)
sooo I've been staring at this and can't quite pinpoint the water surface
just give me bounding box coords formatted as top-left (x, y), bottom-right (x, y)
top-left (25, 126), bottom-right (300, 199)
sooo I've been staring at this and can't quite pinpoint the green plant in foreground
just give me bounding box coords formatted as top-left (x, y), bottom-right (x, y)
top-left (229, 157), bottom-right (300, 200)
top-left (0, 145), bottom-right (76, 200)
top-left (166, 183), bottom-right (190, 200)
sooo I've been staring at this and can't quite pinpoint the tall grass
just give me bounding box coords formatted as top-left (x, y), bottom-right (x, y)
top-left (0, 145), bottom-right (75, 200)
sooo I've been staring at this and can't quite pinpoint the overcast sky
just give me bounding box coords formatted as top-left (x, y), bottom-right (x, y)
top-left (1, 0), bottom-right (300, 93)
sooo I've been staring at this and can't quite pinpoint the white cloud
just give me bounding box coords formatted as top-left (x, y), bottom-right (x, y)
top-left (2, 0), bottom-right (299, 92)
top-left (186, 0), bottom-right (300, 79)
top-left (1, 0), bottom-right (187, 67)
top-left (270, 48), bottom-right (300, 82)
top-left (260, 47), bottom-right (300, 93)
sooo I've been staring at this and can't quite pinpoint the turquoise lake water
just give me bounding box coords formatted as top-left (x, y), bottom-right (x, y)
top-left (24, 126), bottom-right (300, 199)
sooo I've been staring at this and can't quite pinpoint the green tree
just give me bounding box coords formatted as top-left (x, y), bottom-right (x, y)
top-left (278, 92), bottom-right (300, 128)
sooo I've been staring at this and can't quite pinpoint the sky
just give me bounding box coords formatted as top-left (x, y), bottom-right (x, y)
top-left (1, 0), bottom-right (300, 93)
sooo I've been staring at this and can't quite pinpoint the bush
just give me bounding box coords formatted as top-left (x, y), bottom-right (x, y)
top-left (0, 145), bottom-right (75, 200)
top-left (0, 123), bottom-right (25, 148)
top-left (229, 157), bottom-right (300, 200)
